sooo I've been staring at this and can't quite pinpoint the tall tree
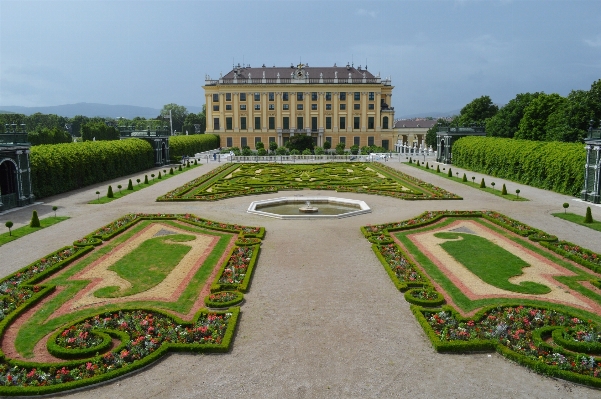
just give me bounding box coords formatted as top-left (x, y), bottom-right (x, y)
top-left (160, 103), bottom-right (188, 133)
top-left (457, 95), bottom-right (498, 126)
top-left (183, 105), bottom-right (206, 134)
top-left (425, 118), bottom-right (449, 150)
top-left (515, 93), bottom-right (566, 141)
top-left (485, 92), bottom-right (541, 138)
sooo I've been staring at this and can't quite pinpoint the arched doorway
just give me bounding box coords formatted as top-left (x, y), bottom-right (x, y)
top-left (0, 159), bottom-right (18, 209)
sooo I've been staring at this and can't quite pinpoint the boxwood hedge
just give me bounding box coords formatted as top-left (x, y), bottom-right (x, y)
top-left (451, 137), bottom-right (585, 196)
top-left (169, 134), bottom-right (220, 159)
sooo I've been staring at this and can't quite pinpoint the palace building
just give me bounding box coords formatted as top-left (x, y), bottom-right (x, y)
top-left (203, 63), bottom-right (395, 150)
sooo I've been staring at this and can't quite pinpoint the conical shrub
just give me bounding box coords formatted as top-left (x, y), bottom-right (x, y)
top-left (107, 185), bottom-right (114, 198)
top-left (584, 206), bottom-right (594, 223)
top-left (425, 162), bottom-right (429, 169)
top-left (30, 210), bottom-right (40, 228)
top-left (127, 179), bottom-right (133, 190)
top-left (178, 165), bottom-right (182, 172)
top-left (144, 175), bottom-right (149, 184)
top-left (501, 184), bottom-right (507, 195)
top-left (169, 167), bottom-right (174, 175)
top-left (436, 165), bottom-right (440, 173)
top-left (480, 178), bottom-right (486, 188)
top-left (447, 167), bottom-right (452, 177)
top-left (158, 171), bottom-right (162, 179)
top-left (462, 173), bottom-right (467, 182)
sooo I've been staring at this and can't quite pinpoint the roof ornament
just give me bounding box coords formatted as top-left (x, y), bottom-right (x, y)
top-left (277, 72), bottom-right (280, 78)
top-left (320, 72), bottom-right (323, 78)
top-left (363, 72), bottom-right (366, 78)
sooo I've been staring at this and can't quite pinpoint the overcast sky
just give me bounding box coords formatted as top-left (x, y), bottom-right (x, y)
top-left (1, 0), bottom-right (600, 117)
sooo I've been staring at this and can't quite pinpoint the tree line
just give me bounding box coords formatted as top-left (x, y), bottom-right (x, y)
top-left (426, 78), bottom-right (601, 148)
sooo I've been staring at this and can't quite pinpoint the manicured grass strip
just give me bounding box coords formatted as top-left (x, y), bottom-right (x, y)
top-left (89, 163), bottom-right (201, 204)
top-left (0, 216), bottom-right (69, 246)
top-left (552, 212), bottom-right (601, 232)
top-left (434, 231), bottom-right (550, 294)
top-left (405, 161), bottom-right (528, 201)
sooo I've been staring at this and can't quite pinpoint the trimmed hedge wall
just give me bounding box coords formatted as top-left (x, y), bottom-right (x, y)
top-left (30, 139), bottom-right (154, 199)
top-left (451, 137), bottom-right (585, 196)
top-left (169, 134), bottom-right (220, 159)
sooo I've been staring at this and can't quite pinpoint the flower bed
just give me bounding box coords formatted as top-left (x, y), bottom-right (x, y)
top-left (404, 287), bottom-right (446, 307)
top-left (204, 291), bottom-right (244, 308)
top-left (541, 240), bottom-right (601, 274)
top-left (212, 245), bottom-right (260, 293)
top-left (373, 243), bottom-right (427, 291)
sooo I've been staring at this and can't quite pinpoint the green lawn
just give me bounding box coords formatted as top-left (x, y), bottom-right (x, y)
top-left (406, 161), bottom-right (528, 201)
top-left (552, 211), bottom-right (601, 232)
top-left (0, 216), bottom-right (69, 246)
top-left (89, 163), bottom-right (201, 204)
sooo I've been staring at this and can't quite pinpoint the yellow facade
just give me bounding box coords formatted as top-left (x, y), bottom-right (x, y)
top-left (203, 63), bottom-right (395, 150)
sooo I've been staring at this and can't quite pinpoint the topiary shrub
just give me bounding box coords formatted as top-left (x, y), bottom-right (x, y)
top-left (127, 179), bottom-right (133, 190)
top-left (584, 206), bottom-right (594, 223)
top-left (30, 210), bottom-right (40, 227)
top-left (178, 165), bottom-right (182, 172)
top-left (144, 175), bottom-right (149, 184)
top-left (480, 178), bottom-right (486, 188)
top-left (462, 173), bottom-right (467, 182)
top-left (436, 165), bottom-right (440, 173)
top-left (107, 185), bottom-right (114, 198)
top-left (563, 202), bottom-right (569, 213)
top-left (5, 221), bottom-right (13, 236)
top-left (502, 183), bottom-right (507, 195)
top-left (158, 171), bottom-right (162, 179)
top-left (447, 167), bottom-right (452, 177)
top-left (409, 157), bottom-right (412, 163)
top-left (169, 167), bottom-right (174, 175)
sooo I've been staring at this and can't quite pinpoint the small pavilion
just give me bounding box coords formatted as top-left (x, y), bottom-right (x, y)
top-left (0, 124), bottom-right (35, 212)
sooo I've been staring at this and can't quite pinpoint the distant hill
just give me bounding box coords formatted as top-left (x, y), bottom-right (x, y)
top-left (0, 103), bottom-right (203, 118)
top-left (398, 109), bottom-right (461, 119)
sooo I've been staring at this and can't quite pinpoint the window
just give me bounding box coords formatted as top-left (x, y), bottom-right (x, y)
top-left (226, 117), bottom-right (233, 130)
top-left (383, 116), bottom-right (389, 129)
top-left (325, 136), bottom-right (332, 145)
top-left (241, 137), bottom-right (247, 148)
top-left (254, 104), bottom-right (260, 110)
top-left (240, 93), bottom-right (246, 101)
top-left (297, 117), bottom-right (303, 129)
top-left (368, 136), bottom-right (375, 146)
top-left (214, 118), bottom-right (220, 130)
top-left (255, 117), bottom-right (261, 130)
top-left (226, 93), bottom-right (231, 101)
top-left (326, 92), bottom-right (332, 101)
top-left (369, 92), bottom-right (375, 101)
top-left (354, 136), bottom-right (360, 146)
top-left (354, 104), bottom-right (360, 110)
top-left (354, 92), bottom-right (360, 101)
top-left (255, 136), bottom-right (262, 146)
top-left (326, 117), bottom-right (332, 130)
top-left (226, 137), bottom-right (233, 147)
top-left (339, 136), bottom-right (346, 144)
top-left (311, 117), bottom-right (317, 130)
top-left (269, 104), bottom-right (275, 110)
top-left (311, 92), bottom-right (318, 101)
top-left (283, 104), bottom-right (289, 110)
top-left (240, 104), bottom-right (247, 110)
top-left (297, 92), bottom-right (303, 101)
top-left (283, 92), bottom-right (289, 101)
top-left (340, 92), bottom-right (346, 101)
top-left (340, 104), bottom-right (346, 110)
top-left (213, 105), bottom-right (219, 111)
top-left (354, 117), bottom-right (360, 129)
top-left (368, 104), bottom-right (374, 110)
top-left (213, 94), bottom-right (219, 102)
top-left (326, 104), bottom-right (332, 110)
top-left (226, 104), bottom-right (232, 111)
top-left (297, 104), bottom-right (303, 110)
top-left (241, 117), bottom-right (247, 130)
top-left (269, 117), bottom-right (275, 130)
top-left (381, 139), bottom-right (389, 150)
top-left (269, 137), bottom-right (275, 143)
top-left (311, 104), bottom-right (317, 110)
top-left (283, 117), bottom-right (289, 130)
top-left (368, 116), bottom-right (374, 129)
top-left (254, 93), bottom-right (260, 101)
top-left (340, 117), bottom-right (346, 129)
top-left (269, 92), bottom-right (274, 101)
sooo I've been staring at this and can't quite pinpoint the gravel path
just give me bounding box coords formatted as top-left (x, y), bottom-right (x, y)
top-left (1, 158), bottom-right (600, 398)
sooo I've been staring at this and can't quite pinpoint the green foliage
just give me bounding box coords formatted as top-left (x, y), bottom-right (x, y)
top-left (436, 165), bottom-right (440, 173)
top-left (158, 171), bottom-right (162, 179)
top-left (462, 173), bottom-right (467, 182)
top-left (275, 146), bottom-right (288, 155)
top-left (425, 162), bottom-right (429, 170)
top-left (30, 210), bottom-right (40, 228)
top-left (563, 202), bottom-right (569, 213)
top-left (515, 93), bottom-right (567, 141)
top-left (28, 127), bottom-right (72, 145)
top-left (286, 134), bottom-right (314, 153)
top-left (80, 121), bottom-right (120, 141)
top-left (241, 147), bottom-right (252, 156)
top-left (169, 134), bottom-right (219, 159)
top-left (447, 167), bottom-right (452, 177)
top-left (290, 149), bottom-right (300, 155)
top-left (127, 179), bottom-right (133, 190)
top-left (30, 139), bottom-right (154, 199)
top-left (161, 103), bottom-right (189, 132)
top-left (335, 141), bottom-right (346, 155)
top-left (269, 140), bottom-right (278, 152)
top-left (5, 221), bottom-right (13, 236)
top-left (169, 167), bottom-right (174, 175)
top-left (182, 104), bottom-right (206, 134)
top-left (257, 148), bottom-right (267, 156)
top-left (107, 185), bottom-right (114, 198)
top-left (457, 95), bottom-right (498, 125)
top-left (144, 175), bottom-right (149, 184)
top-left (584, 206), bottom-right (594, 223)
top-left (255, 141), bottom-right (264, 150)
top-left (323, 140), bottom-right (332, 151)
top-left (451, 136), bottom-right (585, 196)
top-left (302, 148), bottom-right (312, 155)
top-left (350, 144), bottom-right (359, 155)
top-left (314, 146), bottom-right (325, 155)
top-left (178, 165), bottom-right (182, 172)
top-left (502, 183), bottom-right (507, 195)
top-left (486, 92), bottom-right (541, 138)
top-left (480, 178), bottom-right (486, 188)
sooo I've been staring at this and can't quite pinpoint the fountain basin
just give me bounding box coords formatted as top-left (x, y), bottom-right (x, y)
top-left (247, 196), bottom-right (371, 219)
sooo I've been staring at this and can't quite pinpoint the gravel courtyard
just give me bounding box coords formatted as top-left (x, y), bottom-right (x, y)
top-left (1, 158), bottom-right (600, 399)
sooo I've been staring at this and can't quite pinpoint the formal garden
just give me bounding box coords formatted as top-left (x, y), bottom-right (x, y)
top-left (362, 210), bottom-right (601, 387)
top-left (157, 162), bottom-right (461, 202)
top-left (0, 213), bottom-right (263, 395)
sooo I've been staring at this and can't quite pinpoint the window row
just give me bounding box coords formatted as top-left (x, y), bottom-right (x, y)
top-left (215, 116), bottom-right (377, 131)
top-left (212, 92), bottom-right (377, 103)
top-left (214, 103), bottom-right (375, 111)
top-left (224, 136), bottom-right (389, 150)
